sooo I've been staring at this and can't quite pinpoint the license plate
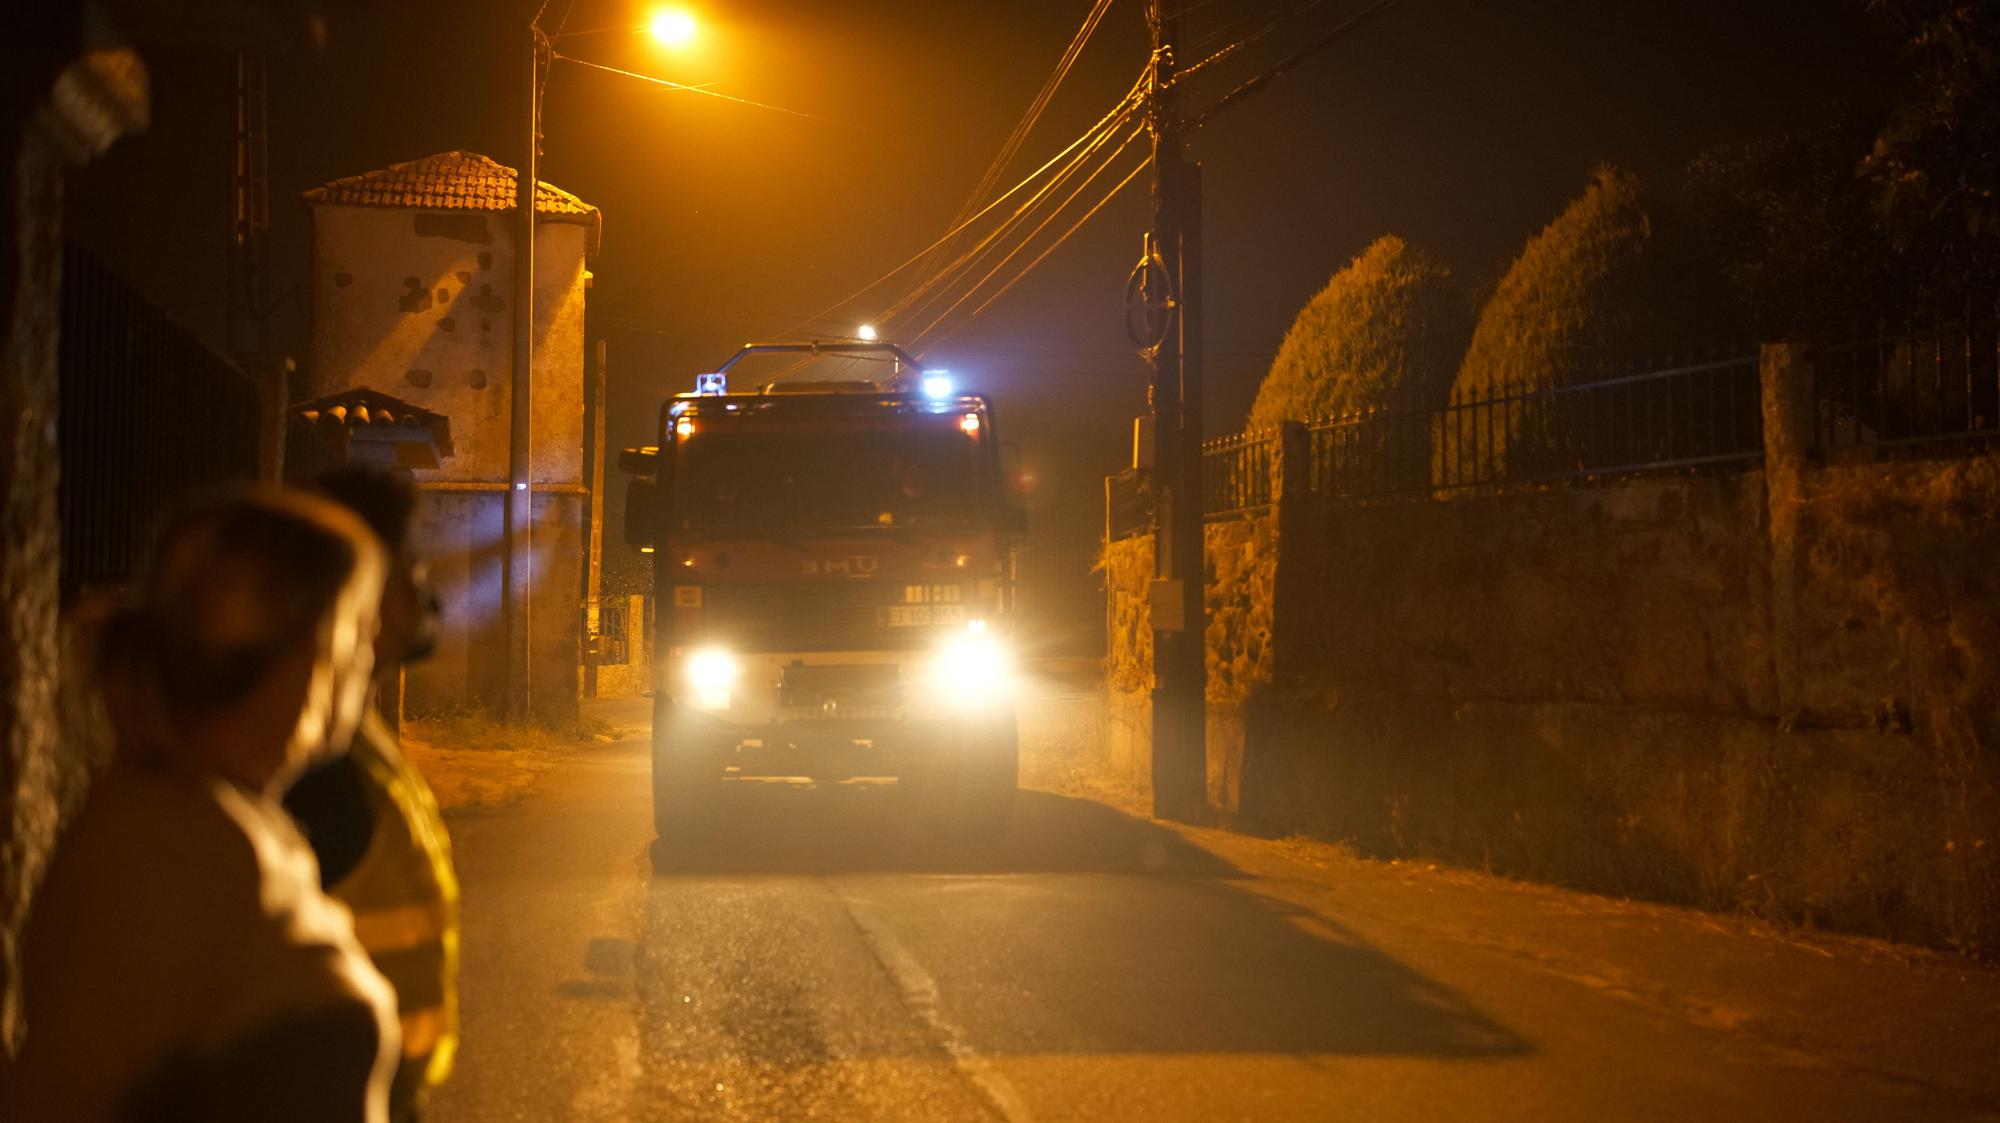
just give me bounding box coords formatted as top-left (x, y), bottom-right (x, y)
top-left (884, 604), bottom-right (965, 628)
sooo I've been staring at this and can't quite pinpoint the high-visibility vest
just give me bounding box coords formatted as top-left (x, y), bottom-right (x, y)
top-left (330, 710), bottom-right (460, 1108)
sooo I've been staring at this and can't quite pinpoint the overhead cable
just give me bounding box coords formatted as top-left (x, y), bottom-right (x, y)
top-left (1195, 0), bottom-right (1408, 127)
top-left (766, 69), bottom-right (1149, 345)
top-left (914, 0), bottom-right (1119, 290)
top-left (919, 154), bottom-right (1154, 347)
top-left (552, 53), bottom-right (869, 130)
top-left (881, 101), bottom-right (1143, 332)
top-left (898, 124), bottom-right (1146, 342)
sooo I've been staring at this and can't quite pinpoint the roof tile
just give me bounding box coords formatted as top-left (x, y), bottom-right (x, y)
top-left (304, 150), bottom-right (600, 252)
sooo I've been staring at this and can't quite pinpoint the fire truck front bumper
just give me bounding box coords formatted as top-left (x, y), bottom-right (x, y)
top-left (659, 630), bottom-right (1015, 752)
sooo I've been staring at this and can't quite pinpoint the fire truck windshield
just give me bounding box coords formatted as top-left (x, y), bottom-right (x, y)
top-left (675, 423), bottom-right (989, 538)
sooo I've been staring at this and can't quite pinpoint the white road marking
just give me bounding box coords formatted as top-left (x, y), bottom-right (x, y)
top-left (840, 894), bottom-right (1037, 1123)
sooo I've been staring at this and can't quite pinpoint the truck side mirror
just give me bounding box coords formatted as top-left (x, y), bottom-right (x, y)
top-left (624, 477), bottom-right (661, 552)
top-left (618, 446), bottom-right (660, 475)
top-left (1001, 504), bottom-right (1028, 541)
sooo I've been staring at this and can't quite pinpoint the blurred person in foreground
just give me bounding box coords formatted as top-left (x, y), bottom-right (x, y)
top-left (3, 488), bottom-right (399, 1123)
top-left (286, 465), bottom-right (459, 1122)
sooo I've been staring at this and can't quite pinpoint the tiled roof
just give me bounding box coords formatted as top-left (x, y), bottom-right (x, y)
top-left (304, 150), bottom-right (600, 252)
top-left (293, 386), bottom-right (455, 460)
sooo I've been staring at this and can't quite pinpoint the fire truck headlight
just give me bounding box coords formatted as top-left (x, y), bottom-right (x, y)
top-left (684, 647), bottom-right (741, 711)
top-left (929, 625), bottom-right (1013, 709)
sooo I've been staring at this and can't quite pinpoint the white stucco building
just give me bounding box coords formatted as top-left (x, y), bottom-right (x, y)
top-left (304, 150), bottom-right (598, 723)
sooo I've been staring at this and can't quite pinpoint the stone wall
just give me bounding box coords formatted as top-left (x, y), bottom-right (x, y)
top-left (2, 33), bottom-right (146, 1053)
top-left (1102, 533), bottom-right (1153, 798)
top-left (1108, 347), bottom-right (2000, 951)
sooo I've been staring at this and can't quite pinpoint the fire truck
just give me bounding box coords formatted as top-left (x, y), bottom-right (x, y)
top-left (619, 342), bottom-right (1025, 839)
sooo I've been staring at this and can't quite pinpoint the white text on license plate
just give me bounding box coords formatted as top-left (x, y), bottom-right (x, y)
top-left (885, 605), bottom-right (966, 628)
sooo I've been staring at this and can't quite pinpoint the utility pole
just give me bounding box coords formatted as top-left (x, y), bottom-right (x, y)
top-left (1146, 0), bottom-right (1207, 822)
top-left (504, 27), bottom-right (544, 719)
top-left (228, 51), bottom-right (285, 483)
top-left (584, 337), bottom-right (606, 699)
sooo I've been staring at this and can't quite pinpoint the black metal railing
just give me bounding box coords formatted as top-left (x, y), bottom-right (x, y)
top-left (1201, 429), bottom-right (1275, 518)
top-left (1308, 355), bottom-right (1764, 500)
top-left (1813, 322), bottom-right (2000, 452)
top-left (59, 245), bottom-right (261, 593)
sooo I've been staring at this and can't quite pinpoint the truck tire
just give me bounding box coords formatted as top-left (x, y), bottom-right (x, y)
top-left (653, 698), bottom-right (724, 840)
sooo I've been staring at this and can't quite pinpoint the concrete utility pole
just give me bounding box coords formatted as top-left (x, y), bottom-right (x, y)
top-left (228, 52), bottom-right (287, 483)
top-left (504, 27), bottom-right (543, 718)
top-left (584, 337), bottom-right (606, 699)
top-left (1146, 0), bottom-right (1207, 822)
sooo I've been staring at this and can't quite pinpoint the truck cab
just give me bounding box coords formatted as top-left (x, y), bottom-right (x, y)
top-left (620, 342), bottom-right (1024, 839)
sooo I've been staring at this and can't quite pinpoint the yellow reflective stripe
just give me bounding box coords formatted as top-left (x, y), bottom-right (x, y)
top-left (400, 1005), bottom-right (445, 1059)
top-left (350, 900), bottom-right (447, 955)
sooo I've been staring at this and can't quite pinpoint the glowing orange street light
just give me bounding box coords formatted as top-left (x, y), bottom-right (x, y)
top-left (648, 8), bottom-right (698, 48)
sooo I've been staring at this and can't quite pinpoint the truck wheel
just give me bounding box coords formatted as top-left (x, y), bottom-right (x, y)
top-left (653, 700), bottom-right (724, 840)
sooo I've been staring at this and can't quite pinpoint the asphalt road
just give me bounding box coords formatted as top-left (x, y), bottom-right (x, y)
top-left (425, 692), bottom-right (1996, 1123)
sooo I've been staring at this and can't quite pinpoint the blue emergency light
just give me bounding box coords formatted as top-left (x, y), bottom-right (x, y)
top-left (695, 372), bottom-right (727, 395)
top-left (921, 372), bottom-right (953, 400)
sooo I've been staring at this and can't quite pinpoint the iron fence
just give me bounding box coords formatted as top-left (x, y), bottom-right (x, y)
top-left (59, 245), bottom-right (261, 593)
top-left (1201, 429), bottom-right (1275, 518)
top-left (1307, 355), bottom-right (1764, 501)
top-left (1813, 322), bottom-right (2000, 452)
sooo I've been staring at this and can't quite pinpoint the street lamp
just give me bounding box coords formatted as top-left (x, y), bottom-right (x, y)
top-left (856, 323), bottom-right (878, 341)
top-left (507, 12), bottom-right (699, 716)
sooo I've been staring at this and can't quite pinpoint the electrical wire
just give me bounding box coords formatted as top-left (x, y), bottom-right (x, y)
top-left (763, 69), bottom-right (1150, 347)
top-left (898, 124), bottom-right (1145, 342)
top-left (916, 152), bottom-right (1154, 348)
top-left (551, 53), bottom-right (869, 130)
top-left (880, 101), bottom-right (1143, 333)
top-left (1174, 0), bottom-right (1340, 88)
top-left (1195, 0), bottom-right (1408, 127)
top-left (912, 0), bottom-right (1119, 292)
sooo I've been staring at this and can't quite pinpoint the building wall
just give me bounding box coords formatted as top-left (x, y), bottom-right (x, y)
top-left (307, 204), bottom-right (589, 724)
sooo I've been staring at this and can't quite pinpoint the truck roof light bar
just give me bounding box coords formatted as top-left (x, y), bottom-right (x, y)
top-left (714, 340), bottom-right (927, 375)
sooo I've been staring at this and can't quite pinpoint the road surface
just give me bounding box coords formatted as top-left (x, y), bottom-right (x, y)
top-left (425, 687), bottom-right (2000, 1122)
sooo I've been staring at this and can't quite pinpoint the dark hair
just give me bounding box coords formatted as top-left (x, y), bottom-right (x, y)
top-left (97, 488), bottom-right (382, 750)
top-left (312, 465), bottom-right (416, 554)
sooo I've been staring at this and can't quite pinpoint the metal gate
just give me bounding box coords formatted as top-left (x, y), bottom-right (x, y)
top-left (58, 245), bottom-right (261, 594)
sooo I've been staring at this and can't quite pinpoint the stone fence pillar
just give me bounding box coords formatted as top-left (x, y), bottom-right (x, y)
top-left (1267, 421), bottom-right (1309, 682)
top-left (1760, 342), bottom-right (1813, 722)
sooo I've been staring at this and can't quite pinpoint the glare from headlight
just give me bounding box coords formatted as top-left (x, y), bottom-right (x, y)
top-left (930, 625), bottom-right (1013, 708)
top-left (685, 646), bottom-right (740, 710)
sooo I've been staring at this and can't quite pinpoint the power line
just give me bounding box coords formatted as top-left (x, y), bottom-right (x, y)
top-left (913, 0), bottom-right (1120, 293)
top-left (1174, 0), bottom-right (1337, 86)
top-left (551, 53), bottom-right (869, 130)
top-left (765, 71), bottom-right (1149, 345)
top-left (881, 105), bottom-right (1144, 333)
top-left (1195, 0), bottom-right (1409, 128)
top-left (903, 127), bottom-right (1146, 343)
top-left (918, 153), bottom-right (1154, 348)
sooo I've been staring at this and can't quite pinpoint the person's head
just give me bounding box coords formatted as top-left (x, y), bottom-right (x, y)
top-left (312, 465), bottom-right (438, 667)
top-left (98, 488), bottom-right (386, 793)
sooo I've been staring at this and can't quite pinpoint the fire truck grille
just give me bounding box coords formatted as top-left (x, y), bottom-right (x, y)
top-left (698, 581), bottom-right (926, 652)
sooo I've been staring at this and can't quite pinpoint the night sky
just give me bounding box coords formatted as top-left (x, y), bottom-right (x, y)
top-left (66, 0), bottom-right (1897, 579)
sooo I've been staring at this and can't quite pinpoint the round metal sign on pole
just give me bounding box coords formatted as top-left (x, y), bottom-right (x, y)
top-left (1124, 237), bottom-right (1176, 359)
